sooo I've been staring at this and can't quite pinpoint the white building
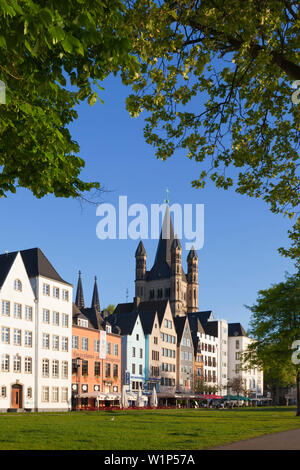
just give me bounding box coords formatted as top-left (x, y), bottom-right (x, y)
top-left (0, 248), bottom-right (73, 411)
top-left (227, 323), bottom-right (263, 398)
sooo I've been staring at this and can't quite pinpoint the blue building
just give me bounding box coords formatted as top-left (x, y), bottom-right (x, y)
top-left (108, 310), bottom-right (145, 392)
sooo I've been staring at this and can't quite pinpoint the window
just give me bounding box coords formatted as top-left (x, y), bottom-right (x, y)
top-left (139, 348), bottom-right (143, 359)
top-left (139, 364), bottom-right (142, 375)
top-left (42, 359), bottom-right (49, 377)
top-left (62, 337), bottom-right (68, 351)
top-left (1, 327), bottom-right (10, 344)
top-left (53, 287), bottom-right (59, 298)
top-left (132, 347), bottom-right (136, 357)
top-left (94, 339), bottom-right (100, 353)
top-left (106, 325), bottom-right (112, 333)
top-left (235, 352), bottom-right (240, 360)
top-left (82, 360), bottom-right (88, 375)
top-left (236, 340), bottom-right (240, 349)
top-left (25, 357), bottom-right (32, 373)
top-left (168, 320), bottom-right (172, 329)
top-left (165, 319), bottom-right (168, 328)
top-left (1, 386), bottom-right (7, 398)
top-left (78, 318), bottom-right (88, 328)
top-left (105, 363), bottom-right (111, 377)
top-left (62, 290), bottom-right (69, 301)
top-left (136, 334), bottom-right (139, 341)
top-left (24, 330), bottom-right (32, 347)
top-left (43, 309), bottom-right (50, 324)
top-left (81, 337), bottom-right (88, 351)
top-left (25, 306), bottom-right (32, 321)
top-left (113, 364), bottom-right (118, 378)
top-left (72, 335), bottom-right (79, 349)
top-left (42, 333), bottom-right (50, 349)
top-left (106, 342), bottom-right (111, 355)
top-left (14, 279), bottom-right (22, 291)
top-left (2, 300), bottom-right (10, 316)
top-left (62, 313), bottom-right (69, 328)
top-left (1, 354), bottom-right (9, 372)
top-left (43, 284), bottom-right (50, 296)
top-left (42, 386), bottom-right (49, 402)
top-left (27, 387), bottom-right (32, 399)
top-left (52, 335), bottom-right (59, 351)
top-left (113, 344), bottom-right (118, 356)
top-left (14, 329), bottom-right (21, 346)
top-left (132, 363), bottom-right (135, 374)
top-left (94, 361), bottom-right (101, 376)
top-left (62, 361), bottom-right (68, 379)
top-left (61, 387), bottom-right (68, 402)
top-left (52, 360), bottom-right (59, 378)
top-left (53, 311), bottom-right (59, 326)
top-left (13, 355), bottom-right (21, 372)
top-left (14, 303), bottom-right (22, 319)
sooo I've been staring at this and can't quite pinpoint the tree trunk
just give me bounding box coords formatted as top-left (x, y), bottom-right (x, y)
top-left (296, 369), bottom-right (300, 417)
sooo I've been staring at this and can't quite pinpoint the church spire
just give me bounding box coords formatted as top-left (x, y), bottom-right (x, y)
top-left (91, 276), bottom-right (100, 311)
top-left (75, 270), bottom-right (85, 309)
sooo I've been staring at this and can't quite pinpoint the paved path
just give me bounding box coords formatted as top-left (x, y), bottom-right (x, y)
top-left (213, 428), bottom-right (300, 450)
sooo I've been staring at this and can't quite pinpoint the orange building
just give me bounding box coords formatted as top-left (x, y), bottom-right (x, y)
top-left (71, 275), bottom-right (121, 409)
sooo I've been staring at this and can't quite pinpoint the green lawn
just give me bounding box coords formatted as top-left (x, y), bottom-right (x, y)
top-left (0, 407), bottom-right (299, 450)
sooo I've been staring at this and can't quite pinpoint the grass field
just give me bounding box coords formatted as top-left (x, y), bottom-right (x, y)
top-left (0, 407), bottom-right (299, 450)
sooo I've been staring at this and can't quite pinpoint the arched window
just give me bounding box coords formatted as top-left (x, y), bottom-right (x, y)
top-left (14, 279), bottom-right (22, 291)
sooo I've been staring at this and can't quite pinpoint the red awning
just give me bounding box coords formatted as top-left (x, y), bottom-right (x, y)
top-left (196, 394), bottom-right (222, 399)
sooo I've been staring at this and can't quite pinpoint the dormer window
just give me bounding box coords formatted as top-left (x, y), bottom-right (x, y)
top-left (78, 318), bottom-right (88, 328)
top-left (14, 279), bottom-right (22, 291)
top-left (106, 325), bottom-right (112, 333)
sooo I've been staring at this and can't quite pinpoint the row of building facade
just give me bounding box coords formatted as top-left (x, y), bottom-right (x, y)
top-left (0, 208), bottom-right (263, 411)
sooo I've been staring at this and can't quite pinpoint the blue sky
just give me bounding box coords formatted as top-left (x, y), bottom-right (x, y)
top-left (1, 75), bottom-right (295, 329)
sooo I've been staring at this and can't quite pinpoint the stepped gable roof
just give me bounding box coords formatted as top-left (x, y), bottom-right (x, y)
top-left (228, 322), bottom-right (248, 337)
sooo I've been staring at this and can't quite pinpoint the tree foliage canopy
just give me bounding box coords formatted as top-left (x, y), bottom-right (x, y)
top-left (124, 0), bottom-right (300, 218)
top-left (0, 0), bottom-right (137, 198)
top-left (244, 272), bottom-right (300, 412)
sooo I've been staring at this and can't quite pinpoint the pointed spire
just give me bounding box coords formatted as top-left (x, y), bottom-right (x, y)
top-left (135, 240), bottom-right (146, 257)
top-left (154, 205), bottom-right (175, 266)
top-left (75, 270), bottom-right (85, 308)
top-left (187, 246), bottom-right (198, 261)
top-left (91, 276), bottom-right (100, 311)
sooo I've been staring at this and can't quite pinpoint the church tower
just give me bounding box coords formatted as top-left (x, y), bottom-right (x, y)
top-left (75, 270), bottom-right (85, 308)
top-left (135, 240), bottom-right (147, 301)
top-left (91, 276), bottom-right (100, 311)
top-left (187, 247), bottom-right (199, 313)
top-left (171, 236), bottom-right (185, 317)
